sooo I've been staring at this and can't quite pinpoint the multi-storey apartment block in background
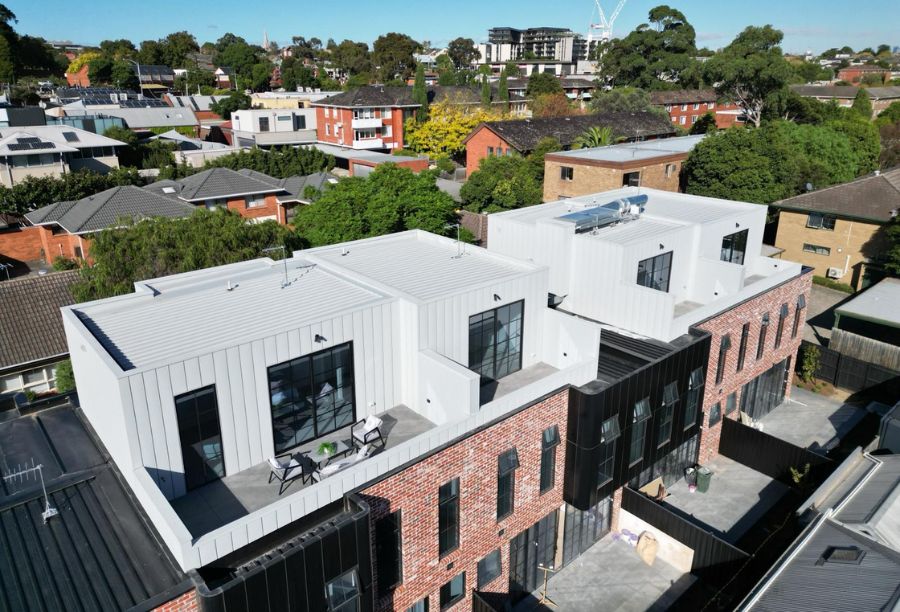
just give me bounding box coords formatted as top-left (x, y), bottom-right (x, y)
top-left (60, 187), bottom-right (810, 611)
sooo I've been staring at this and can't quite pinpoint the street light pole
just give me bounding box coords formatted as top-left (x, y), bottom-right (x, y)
top-left (126, 59), bottom-right (144, 99)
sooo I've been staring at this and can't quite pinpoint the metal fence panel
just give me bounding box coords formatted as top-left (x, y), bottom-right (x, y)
top-left (719, 418), bottom-right (832, 482)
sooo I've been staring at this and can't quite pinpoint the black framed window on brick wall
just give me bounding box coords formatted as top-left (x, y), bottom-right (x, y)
top-left (721, 229), bottom-right (749, 265)
top-left (725, 392), bottom-right (737, 416)
top-left (268, 342), bottom-right (355, 453)
top-left (325, 569), bottom-right (360, 612)
top-left (737, 323), bottom-right (750, 372)
top-left (477, 549), bottom-right (502, 588)
top-left (806, 213), bottom-right (836, 230)
top-left (598, 416), bottom-right (620, 486)
top-left (440, 573), bottom-right (465, 610)
top-left (636, 251), bottom-right (673, 293)
top-left (469, 300), bottom-right (524, 383)
top-left (497, 448), bottom-right (519, 520)
top-left (757, 313), bottom-right (770, 360)
top-left (709, 402), bottom-right (722, 427)
top-left (406, 599), bottom-right (428, 612)
top-left (775, 303), bottom-right (789, 349)
top-left (439, 478), bottom-right (460, 557)
top-left (375, 511), bottom-right (402, 595)
top-left (684, 367), bottom-right (704, 430)
top-left (175, 385), bottom-right (225, 491)
top-left (658, 382), bottom-right (678, 447)
top-left (540, 426), bottom-right (560, 493)
top-left (629, 398), bottom-right (651, 466)
top-left (792, 294), bottom-right (806, 339)
top-left (715, 334), bottom-right (731, 385)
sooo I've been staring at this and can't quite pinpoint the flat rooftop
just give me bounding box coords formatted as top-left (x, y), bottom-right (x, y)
top-left (548, 134), bottom-right (706, 164)
top-left (307, 230), bottom-right (541, 302)
top-left (313, 142), bottom-right (428, 163)
top-left (72, 257), bottom-right (390, 371)
top-left (835, 278), bottom-right (900, 328)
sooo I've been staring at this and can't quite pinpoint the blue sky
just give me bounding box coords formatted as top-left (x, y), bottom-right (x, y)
top-left (7, 0), bottom-right (898, 54)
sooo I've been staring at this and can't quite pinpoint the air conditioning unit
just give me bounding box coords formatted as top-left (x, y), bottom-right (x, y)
top-left (826, 267), bottom-right (843, 279)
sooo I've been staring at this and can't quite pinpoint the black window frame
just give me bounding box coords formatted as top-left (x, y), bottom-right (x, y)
top-left (636, 251), bottom-right (673, 293)
top-left (468, 300), bottom-right (524, 384)
top-left (598, 415), bottom-right (620, 486)
top-left (325, 568), bottom-right (360, 612)
top-left (539, 425), bottom-right (560, 494)
top-left (709, 402), bottom-right (722, 426)
top-left (806, 212), bottom-right (836, 230)
top-left (477, 549), bottom-right (502, 588)
top-left (658, 382), bottom-right (677, 448)
top-left (268, 341), bottom-right (356, 453)
top-left (497, 448), bottom-right (519, 520)
top-left (175, 385), bottom-right (225, 491)
top-left (725, 391), bottom-right (737, 415)
top-left (623, 171), bottom-right (641, 187)
top-left (792, 294), bottom-right (806, 339)
top-left (258, 116), bottom-right (270, 132)
top-left (375, 510), bottom-right (403, 594)
top-left (406, 599), bottom-right (429, 612)
top-left (684, 367), bottom-right (704, 430)
top-left (439, 572), bottom-right (465, 610)
top-left (560, 166), bottom-right (574, 181)
top-left (438, 478), bottom-right (460, 557)
top-left (802, 243), bottom-right (831, 256)
top-left (715, 334), bottom-right (731, 385)
top-left (720, 229), bottom-right (749, 265)
top-left (757, 313), bottom-right (770, 360)
top-left (737, 323), bottom-right (750, 372)
top-left (628, 398), bottom-right (651, 466)
top-left (775, 303), bottom-right (789, 349)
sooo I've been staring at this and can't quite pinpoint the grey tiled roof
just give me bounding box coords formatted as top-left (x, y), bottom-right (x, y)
top-left (235, 168), bottom-right (339, 202)
top-left (315, 86), bottom-right (417, 107)
top-left (25, 186), bottom-right (196, 234)
top-left (174, 167), bottom-right (285, 201)
top-left (0, 270), bottom-right (79, 369)
top-left (773, 168), bottom-right (900, 223)
top-left (467, 112), bottom-right (676, 152)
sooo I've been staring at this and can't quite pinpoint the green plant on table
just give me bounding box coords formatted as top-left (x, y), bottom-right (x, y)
top-left (318, 441), bottom-right (337, 456)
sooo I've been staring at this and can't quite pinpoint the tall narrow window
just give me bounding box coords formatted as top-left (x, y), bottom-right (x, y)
top-left (658, 382), bottom-right (678, 447)
top-left (268, 342), bottom-right (355, 452)
top-left (792, 294), bottom-right (806, 339)
top-left (757, 313), bottom-right (770, 360)
top-left (775, 303), bottom-right (789, 349)
top-left (540, 425), bottom-right (560, 493)
top-left (737, 323), bottom-right (750, 372)
top-left (708, 402), bottom-right (722, 427)
top-left (497, 448), bottom-right (519, 519)
top-left (629, 398), bottom-right (651, 465)
top-left (469, 301), bottom-right (524, 383)
top-left (715, 334), bottom-right (732, 385)
top-left (684, 367), bottom-right (704, 429)
top-left (375, 511), bottom-right (402, 595)
top-left (636, 252), bottom-right (673, 293)
top-left (477, 549), bottom-right (502, 588)
top-left (406, 599), bottom-right (429, 612)
top-left (325, 569), bottom-right (360, 612)
top-left (439, 478), bottom-right (460, 557)
top-left (598, 415), bottom-right (620, 486)
top-left (176, 386), bottom-right (225, 490)
top-left (440, 573), bottom-right (465, 610)
top-left (720, 229), bottom-right (749, 265)
top-left (725, 392), bottom-right (737, 415)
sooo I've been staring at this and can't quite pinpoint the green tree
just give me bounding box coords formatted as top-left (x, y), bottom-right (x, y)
top-left (162, 31), bottom-right (199, 68)
top-left (296, 164), bottom-right (455, 246)
top-left (480, 66), bottom-right (492, 108)
top-left (590, 86), bottom-right (662, 115)
top-left (373, 32), bottom-right (419, 82)
top-left (99, 38), bottom-right (136, 60)
top-left (827, 118), bottom-right (880, 175)
top-left (851, 88), bottom-right (873, 119)
top-left (689, 112), bottom-right (717, 134)
top-left (702, 25), bottom-right (793, 127)
top-left (412, 63), bottom-right (428, 121)
top-left (203, 146), bottom-right (334, 177)
top-left (209, 90), bottom-right (251, 119)
top-left (460, 155), bottom-right (543, 213)
top-left (0, 35), bottom-right (13, 82)
top-left (137, 39), bottom-right (166, 65)
top-left (574, 126), bottom-right (614, 148)
top-left (526, 137), bottom-right (562, 181)
top-left (72, 210), bottom-right (298, 302)
top-left (54, 359), bottom-right (76, 393)
top-left (110, 60), bottom-right (138, 89)
top-left (405, 100), bottom-right (503, 159)
top-left (330, 39), bottom-right (372, 76)
top-left (526, 72), bottom-right (563, 98)
top-left (87, 55), bottom-right (113, 84)
top-left (880, 121), bottom-right (900, 169)
top-left (875, 101), bottom-right (900, 127)
top-left (447, 37), bottom-right (479, 68)
top-left (0, 168), bottom-right (143, 216)
top-left (174, 68), bottom-right (215, 94)
top-left (248, 62), bottom-right (273, 91)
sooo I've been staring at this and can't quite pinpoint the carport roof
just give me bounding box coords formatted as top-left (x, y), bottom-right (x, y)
top-left (835, 278), bottom-right (900, 328)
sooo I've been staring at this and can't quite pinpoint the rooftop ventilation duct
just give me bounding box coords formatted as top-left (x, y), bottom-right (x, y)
top-left (556, 194), bottom-right (648, 233)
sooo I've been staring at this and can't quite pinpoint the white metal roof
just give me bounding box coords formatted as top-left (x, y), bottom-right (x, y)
top-left (835, 278), bottom-right (900, 327)
top-left (306, 230), bottom-right (541, 302)
top-left (0, 125), bottom-right (124, 154)
top-left (72, 258), bottom-right (390, 370)
top-left (550, 134), bottom-right (706, 163)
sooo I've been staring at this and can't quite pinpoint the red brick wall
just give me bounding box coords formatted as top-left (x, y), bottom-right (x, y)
top-left (695, 272), bottom-right (812, 464)
top-left (35, 226), bottom-right (92, 262)
top-left (0, 226), bottom-right (44, 261)
top-left (660, 100), bottom-right (741, 129)
top-left (465, 128), bottom-right (515, 176)
top-left (66, 65), bottom-right (90, 87)
top-left (361, 390), bottom-right (569, 611)
top-left (153, 589), bottom-right (199, 612)
top-left (225, 194), bottom-right (284, 224)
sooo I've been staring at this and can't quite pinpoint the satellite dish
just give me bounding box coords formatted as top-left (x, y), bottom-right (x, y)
top-left (805, 182), bottom-right (813, 192)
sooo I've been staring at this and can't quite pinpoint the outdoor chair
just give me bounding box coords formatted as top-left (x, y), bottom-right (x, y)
top-left (267, 453), bottom-right (309, 495)
top-left (351, 415), bottom-right (385, 449)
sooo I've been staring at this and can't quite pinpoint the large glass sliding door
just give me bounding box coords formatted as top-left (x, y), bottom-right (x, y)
top-left (739, 357), bottom-right (789, 420)
top-left (268, 342), bottom-right (355, 452)
top-left (562, 496), bottom-right (612, 566)
top-left (509, 511), bottom-right (558, 602)
top-left (176, 386), bottom-right (225, 490)
top-left (468, 301), bottom-right (524, 383)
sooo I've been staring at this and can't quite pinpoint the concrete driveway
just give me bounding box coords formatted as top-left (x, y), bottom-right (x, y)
top-left (804, 285), bottom-right (855, 346)
top-left (759, 387), bottom-right (867, 452)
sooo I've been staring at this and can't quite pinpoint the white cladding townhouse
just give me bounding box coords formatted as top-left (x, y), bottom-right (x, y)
top-left (488, 187), bottom-right (803, 342)
top-left (62, 230), bottom-right (601, 569)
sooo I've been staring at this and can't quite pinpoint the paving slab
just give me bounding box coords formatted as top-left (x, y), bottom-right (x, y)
top-left (760, 387), bottom-right (866, 452)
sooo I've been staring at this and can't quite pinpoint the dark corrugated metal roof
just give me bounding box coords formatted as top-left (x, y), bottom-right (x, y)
top-left (0, 405), bottom-right (186, 611)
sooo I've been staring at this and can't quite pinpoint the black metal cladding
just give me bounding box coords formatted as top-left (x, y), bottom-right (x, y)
top-left (196, 495), bottom-right (374, 612)
top-left (564, 331), bottom-right (711, 510)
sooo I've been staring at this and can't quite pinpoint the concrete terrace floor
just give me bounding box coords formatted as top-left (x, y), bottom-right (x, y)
top-left (759, 387), bottom-right (867, 452)
top-left (663, 455), bottom-right (790, 544)
top-left (172, 404), bottom-right (435, 537)
top-left (804, 284), bottom-right (853, 346)
top-left (513, 535), bottom-right (694, 612)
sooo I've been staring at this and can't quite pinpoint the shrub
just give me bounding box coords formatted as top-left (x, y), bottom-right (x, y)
top-left (435, 157), bottom-right (456, 175)
top-left (812, 275), bottom-right (853, 293)
top-left (54, 359), bottom-right (76, 393)
top-left (52, 256), bottom-right (79, 271)
top-left (800, 344), bottom-right (821, 383)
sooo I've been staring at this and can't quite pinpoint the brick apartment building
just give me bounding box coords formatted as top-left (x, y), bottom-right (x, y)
top-left (542, 134), bottom-right (705, 200)
top-left (463, 112), bottom-right (675, 176)
top-left (649, 89), bottom-right (744, 129)
top-left (837, 65), bottom-right (889, 84)
top-left (59, 188), bottom-right (809, 611)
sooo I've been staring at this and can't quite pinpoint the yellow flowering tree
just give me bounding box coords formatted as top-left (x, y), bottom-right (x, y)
top-left (404, 98), bottom-right (505, 159)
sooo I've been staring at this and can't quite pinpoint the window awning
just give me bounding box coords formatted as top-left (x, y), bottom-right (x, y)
top-left (601, 416), bottom-right (621, 443)
top-left (662, 381), bottom-right (679, 405)
top-left (633, 397), bottom-right (651, 423)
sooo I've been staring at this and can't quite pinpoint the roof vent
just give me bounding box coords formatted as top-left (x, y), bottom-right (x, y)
top-left (556, 194), bottom-right (648, 233)
top-left (816, 546), bottom-right (865, 566)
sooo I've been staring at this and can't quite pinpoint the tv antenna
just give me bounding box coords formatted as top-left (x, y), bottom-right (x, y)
top-left (3, 460), bottom-right (59, 523)
top-left (588, 0), bottom-right (628, 44)
top-left (262, 245), bottom-right (290, 288)
top-left (445, 223), bottom-right (463, 259)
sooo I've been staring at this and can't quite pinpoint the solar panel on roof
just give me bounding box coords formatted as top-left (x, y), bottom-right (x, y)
top-left (62, 132), bottom-right (80, 142)
top-left (17, 137), bottom-right (41, 144)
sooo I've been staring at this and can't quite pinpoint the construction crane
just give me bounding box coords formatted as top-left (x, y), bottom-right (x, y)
top-left (588, 0), bottom-right (628, 44)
